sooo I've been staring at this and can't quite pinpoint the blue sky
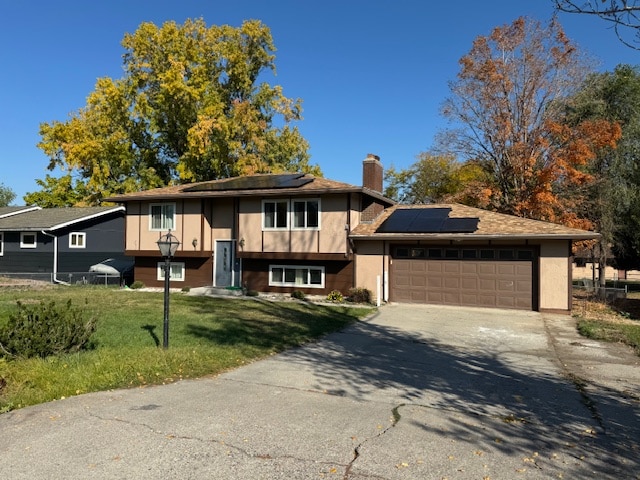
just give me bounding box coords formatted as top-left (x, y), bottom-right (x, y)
top-left (1, 0), bottom-right (639, 204)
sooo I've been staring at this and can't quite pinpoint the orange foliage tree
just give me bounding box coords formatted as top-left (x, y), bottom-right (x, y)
top-left (439, 16), bottom-right (621, 228)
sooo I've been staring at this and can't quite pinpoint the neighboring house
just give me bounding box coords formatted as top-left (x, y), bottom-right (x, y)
top-left (0, 206), bottom-right (126, 281)
top-left (106, 154), bottom-right (598, 313)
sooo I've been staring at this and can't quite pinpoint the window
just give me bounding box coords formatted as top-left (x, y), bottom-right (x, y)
top-left (269, 265), bottom-right (325, 288)
top-left (150, 203), bottom-right (176, 231)
top-left (263, 200), bottom-right (288, 229)
top-left (0, 232), bottom-right (3, 256)
top-left (20, 232), bottom-right (37, 249)
top-left (292, 199), bottom-right (320, 229)
top-left (156, 262), bottom-right (185, 282)
top-left (263, 199), bottom-right (321, 230)
top-left (69, 232), bottom-right (86, 249)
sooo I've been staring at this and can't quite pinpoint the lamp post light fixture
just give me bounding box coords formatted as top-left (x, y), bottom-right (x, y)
top-left (157, 231), bottom-right (180, 349)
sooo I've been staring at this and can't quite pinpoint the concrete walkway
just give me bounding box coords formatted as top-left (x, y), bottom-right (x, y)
top-left (1, 303), bottom-right (638, 479)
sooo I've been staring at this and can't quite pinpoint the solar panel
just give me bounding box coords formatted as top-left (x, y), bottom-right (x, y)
top-left (442, 218), bottom-right (479, 232)
top-left (377, 208), bottom-right (479, 233)
top-left (184, 173), bottom-right (313, 192)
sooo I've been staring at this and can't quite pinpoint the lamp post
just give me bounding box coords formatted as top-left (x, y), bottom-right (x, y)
top-left (157, 231), bottom-right (180, 349)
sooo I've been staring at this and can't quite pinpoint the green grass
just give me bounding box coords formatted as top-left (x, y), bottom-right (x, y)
top-left (577, 319), bottom-right (640, 355)
top-left (0, 286), bottom-right (374, 412)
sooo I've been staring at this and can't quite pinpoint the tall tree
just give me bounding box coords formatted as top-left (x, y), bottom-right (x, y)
top-left (438, 16), bottom-right (621, 228)
top-left (555, 0), bottom-right (640, 48)
top-left (384, 153), bottom-right (486, 204)
top-left (33, 18), bottom-right (318, 206)
top-left (565, 65), bottom-right (640, 272)
top-left (0, 183), bottom-right (16, 207)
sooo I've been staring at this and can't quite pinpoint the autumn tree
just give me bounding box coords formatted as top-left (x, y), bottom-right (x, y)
top-left (555, 0), bottom-right (640, 48)
top-left (32, 18), bottom-right (318, 206)
top-left (0, 183), bottom-right (16, 207)
top-left (438, 16), bottom-right (621, 228)
top-left (384, 153), bottom-right (486, 204)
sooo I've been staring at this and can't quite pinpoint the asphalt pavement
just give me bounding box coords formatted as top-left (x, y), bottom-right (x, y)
top-left (1, 303), bottom-right (639, 479)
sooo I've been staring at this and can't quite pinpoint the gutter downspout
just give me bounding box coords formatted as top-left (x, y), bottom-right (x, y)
top-left (41, 231), bottom-right (69, 285)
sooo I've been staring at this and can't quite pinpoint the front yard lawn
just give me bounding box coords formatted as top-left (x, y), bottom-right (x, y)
top-left (0, 286), bottom-right (374, 412)
top-left (573, 291), bottom-right (640, 356)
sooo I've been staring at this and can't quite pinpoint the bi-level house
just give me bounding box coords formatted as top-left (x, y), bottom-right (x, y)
top-left (107, 154), bottom-right (598, 312)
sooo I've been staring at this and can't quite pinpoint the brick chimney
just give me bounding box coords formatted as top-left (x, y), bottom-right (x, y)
top-left (362, 153), bottom-right (383, 193)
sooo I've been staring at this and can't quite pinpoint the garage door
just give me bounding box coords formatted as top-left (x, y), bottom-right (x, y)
top-left (390, 246), bottom-right (534, 310)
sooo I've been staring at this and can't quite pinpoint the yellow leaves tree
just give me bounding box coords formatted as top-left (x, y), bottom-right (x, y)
top-left (439, 16), bottom-right (621, 227)
top-left (32, 18), bottom-right (318, 206)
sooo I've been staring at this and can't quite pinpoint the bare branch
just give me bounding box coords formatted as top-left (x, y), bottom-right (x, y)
top-left (555, 0), bottom-right (640, 49)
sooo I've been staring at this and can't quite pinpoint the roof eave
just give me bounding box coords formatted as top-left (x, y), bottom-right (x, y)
top-left (349, 233), bottom-right (600, 241)
top-left (106, 188), bottom-right (396, 204)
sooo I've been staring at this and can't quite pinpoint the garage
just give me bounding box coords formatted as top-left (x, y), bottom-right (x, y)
top-left (390, 245), bottom-right (535, 310)
top-left (350, 203), bottom-right (601, 313)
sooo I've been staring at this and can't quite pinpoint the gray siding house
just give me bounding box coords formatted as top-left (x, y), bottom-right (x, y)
top-left (0, 206), bottom-right (127, 282)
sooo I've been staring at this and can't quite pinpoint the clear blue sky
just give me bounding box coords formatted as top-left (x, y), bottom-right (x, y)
top-left (1, 0), bottom-right (638, 204)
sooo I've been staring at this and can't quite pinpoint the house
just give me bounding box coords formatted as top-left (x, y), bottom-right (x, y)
top-left (0, 206), bottom-right (127, 283)
top-left (106, 154), bottom-right (598, 312)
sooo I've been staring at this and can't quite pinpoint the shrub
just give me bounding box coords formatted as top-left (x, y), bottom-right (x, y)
top-left (245, 290), bottom-right (260, 297)
top-left (130, 281), bottom-right (145, 289)
top-left (291, 290), bottom-right (306, 300)
top-left (326, 290), bottom-right (344, 303)
top-left (0, 300), bottom-right (97, 359)
top-left (348, 287), bottom-right (372, 304)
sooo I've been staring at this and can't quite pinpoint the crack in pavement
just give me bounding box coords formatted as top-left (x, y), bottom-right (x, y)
top-left (343, 403), bottom-right (405, 480)
top-left (87, 410), bottom-right (348, 473)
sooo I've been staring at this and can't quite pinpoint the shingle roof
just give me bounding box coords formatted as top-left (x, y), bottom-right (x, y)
top-left (104, 173), bottom-right (395, 205)
top-left (0, 206), bottom-right (124, 231)
top-left (350, 204), bottom-right (599, 240)
top-left (0, 206), bottom-right (41, 218)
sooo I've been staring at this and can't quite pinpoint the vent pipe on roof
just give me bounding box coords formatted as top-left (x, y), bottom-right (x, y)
top-left (362, 153), bottom-right (383, 193)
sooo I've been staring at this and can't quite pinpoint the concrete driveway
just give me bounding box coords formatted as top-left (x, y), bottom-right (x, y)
top-left (1, 303), bottom-right (639, 479)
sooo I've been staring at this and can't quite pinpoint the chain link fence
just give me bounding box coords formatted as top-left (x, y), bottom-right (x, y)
top-left (0, 272), bottom-right (124, 287)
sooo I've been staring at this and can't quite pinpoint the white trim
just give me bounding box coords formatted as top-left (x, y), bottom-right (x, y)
top-left (268, 264), bottom-right (325, 288)
top-left (262, 199), bottom-right (289, 230)
top-left (0, 206), bottom-right (41, 219)
top-left (49, 206), bottom-right (125, 230)
top-left (0, 232), bottom-right (3, 256)
top-left (69, 232), bottom-right (86, 249)
top-left (156, 262), bottom-right (185, 282)
top-left (20, 232), bottom-right (37, 249)
top-left (149, 203), bottom-right (176, 231)
top-left (291, 198), bottom-right (321, 231)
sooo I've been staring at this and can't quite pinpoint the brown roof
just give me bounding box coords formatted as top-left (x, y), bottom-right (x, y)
top-left (350, 204), bottom-right (599, 240)
top-left (105, 173), bottom-right (395, 205)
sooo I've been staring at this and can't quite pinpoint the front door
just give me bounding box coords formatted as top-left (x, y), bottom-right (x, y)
top-left (214, 240), bottom-right (239, 287)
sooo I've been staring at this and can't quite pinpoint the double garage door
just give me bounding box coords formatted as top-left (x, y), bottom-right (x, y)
top-left (390, 246), bottom-right (535, 310)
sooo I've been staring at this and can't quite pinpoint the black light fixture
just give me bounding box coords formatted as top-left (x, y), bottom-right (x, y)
top-left (157, 231), bottom-right (180, 349)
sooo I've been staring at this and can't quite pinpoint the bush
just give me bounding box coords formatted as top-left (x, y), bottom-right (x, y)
top-left (130, 281), bottom-right (145, 289)
top-left (0, 300), bottom-right (97, 359)
top-left (245, 290), bottom-right (260, 297)
top-left (326, 290), bottom-right (344, 303)
top-left (348, 287), bottom-right (372, 304)
top-left (291, 290), bottom-right (306, 300)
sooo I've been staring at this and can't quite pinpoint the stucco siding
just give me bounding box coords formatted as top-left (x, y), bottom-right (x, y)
top-left (539, 240), bottom-right (571, 311)
top-left (353, 240), bottom-right (386, 304)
